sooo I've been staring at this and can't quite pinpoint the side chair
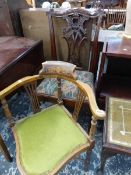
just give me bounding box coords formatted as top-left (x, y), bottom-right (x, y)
top-left (36, 8), bottom-right (103, 106)
top-left (0, 61), bottom-right (105, 175)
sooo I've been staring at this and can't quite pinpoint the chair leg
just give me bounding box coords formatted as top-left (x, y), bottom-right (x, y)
top-left (97, 148), bottom-right (108, 175)
top-left (84, 150), bottom-right (92, 172)
top-left (97, 148), bottom-right (117, 175)
top-left (0, 135), bottom-right (12, 162)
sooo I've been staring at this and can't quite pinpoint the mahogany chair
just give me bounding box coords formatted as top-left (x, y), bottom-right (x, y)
top-left (36, 8), bottom-right (103, 106)
top-left (0, 61), bottom-right (105, 175)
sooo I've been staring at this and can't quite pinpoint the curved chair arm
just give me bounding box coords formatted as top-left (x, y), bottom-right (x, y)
top-left (0, 75), bottom-right (41, 126)
top-left (77, 80), bottom-right (106, 120)
top-left (0, 75), bottom-right (40, 100)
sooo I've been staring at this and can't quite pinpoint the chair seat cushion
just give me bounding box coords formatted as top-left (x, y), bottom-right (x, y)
top-left (14, 105), bottom-right (89, 174)
top-left (37, 70), bottom-right (94, 99)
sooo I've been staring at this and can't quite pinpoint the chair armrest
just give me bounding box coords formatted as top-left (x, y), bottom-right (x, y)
top-left (0, 75), bottom-right (40, 99)
top-left (77, 80), bottom-right (106, 120)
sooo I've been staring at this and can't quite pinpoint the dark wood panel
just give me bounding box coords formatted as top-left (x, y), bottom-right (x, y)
top-left (0, 36), bottom-right (44, 90)
top-left (99, 74), bottom-right (131, 99)
top-left (0, 0), bottom-right (14, 35)
top-left (106, 37), bottom-right (131, 59)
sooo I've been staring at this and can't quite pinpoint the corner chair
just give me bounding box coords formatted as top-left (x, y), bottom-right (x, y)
top-left (0, 61), bottom-right (105, 174)
top-left (36, 8), bottom-right (103, 106)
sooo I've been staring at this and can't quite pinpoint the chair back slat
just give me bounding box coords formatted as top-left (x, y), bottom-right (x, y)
top-left (57, 78), bottom-right (63, 105)
top-left (73, 90), bottom-right (86, 121)
top-left (24, 81), bottom-right (40, 113)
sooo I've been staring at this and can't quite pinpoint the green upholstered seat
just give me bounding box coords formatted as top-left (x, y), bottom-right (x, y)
top-left (14, 105), bottom-right (89, 174)
top-left (37, 70), bottom-right (94, 99)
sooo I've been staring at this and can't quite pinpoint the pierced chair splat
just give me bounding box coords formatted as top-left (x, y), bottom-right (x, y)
top-left (0, 61), bottom-right (105, 175)
top-left (37, 8), bottom-right (103, 105)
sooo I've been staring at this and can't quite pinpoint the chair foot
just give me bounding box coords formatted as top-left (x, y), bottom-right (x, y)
top-left (84, 150), bottom-right (92, 171)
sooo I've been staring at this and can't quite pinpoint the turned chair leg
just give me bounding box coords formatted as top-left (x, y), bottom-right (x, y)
top-left (84, 150), bottom-right (92, 171)
top-left (97, 148), bottom-right (117, 175)
top-left (0, 135), bottom-right (12, 162)
top-left (97, 148), bottom-right (109, 174)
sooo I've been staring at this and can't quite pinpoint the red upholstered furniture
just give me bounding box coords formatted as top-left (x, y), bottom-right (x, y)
top-left (0, 36), bottom-right (44, 90)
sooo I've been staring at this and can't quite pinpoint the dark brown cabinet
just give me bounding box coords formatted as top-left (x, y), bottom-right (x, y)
top-left (96, 37), bottom-right (131, 108)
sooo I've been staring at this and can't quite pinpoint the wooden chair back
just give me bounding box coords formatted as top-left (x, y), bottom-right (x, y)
top-left (0, 134), bottom-right (12, 162)
top-left (47, 8), bottom-right (103, 76)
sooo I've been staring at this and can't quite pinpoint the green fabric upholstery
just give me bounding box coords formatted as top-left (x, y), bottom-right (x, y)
top-left (37, 70), bottom-right (94, 99)
top-left (14, 105), bottom-right (88, 174)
